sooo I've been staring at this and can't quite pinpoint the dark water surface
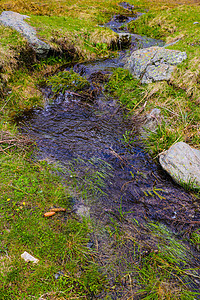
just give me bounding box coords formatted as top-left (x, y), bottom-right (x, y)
top-left (19, 88), bottom-right (199, 226)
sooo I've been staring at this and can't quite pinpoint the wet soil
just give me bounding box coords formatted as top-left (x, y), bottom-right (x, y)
top-left (17, 5), bottom-right (200, 299)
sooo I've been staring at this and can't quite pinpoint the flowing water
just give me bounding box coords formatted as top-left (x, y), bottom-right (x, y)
top-left (17, 4), bottom-right (200, 298)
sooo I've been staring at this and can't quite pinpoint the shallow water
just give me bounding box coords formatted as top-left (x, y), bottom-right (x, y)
top-left (19, 91), bottom-right (199, 225)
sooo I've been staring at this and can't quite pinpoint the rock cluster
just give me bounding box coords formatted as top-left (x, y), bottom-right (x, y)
top-left (0, 11), bottom-right (51, 57)
top-left (125, 46), bottom-right (187, 83)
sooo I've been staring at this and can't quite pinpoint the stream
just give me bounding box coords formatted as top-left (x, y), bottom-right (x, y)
top-left (17, 3), bottom-right (200, 298)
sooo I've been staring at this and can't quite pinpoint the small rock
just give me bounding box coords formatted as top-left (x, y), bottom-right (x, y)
top-left (159, 142), bottom-right (200, 188)
top-left (54, 271), bottom-right (64, 280)
top-left (21, 251), bottom-right (39, 263)
top-left (140, 108), bottom-right (161, 137)
top-left (193, 22), bottom-right (199, 25)
top-left (87, 241), bottom-right (94, 248)
top-left (75, 204), bottom-right (90, 218)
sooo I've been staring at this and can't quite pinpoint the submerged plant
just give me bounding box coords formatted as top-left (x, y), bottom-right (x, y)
top-left (131, 222), bottom-right (199, 299)
top-left (190, 229), bottom-right (200, 251)
top-left (64, 157), bottom-right (113, 199)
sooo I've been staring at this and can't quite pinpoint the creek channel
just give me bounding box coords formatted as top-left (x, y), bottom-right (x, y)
top-left (18, 4), bottom-right (200, 298)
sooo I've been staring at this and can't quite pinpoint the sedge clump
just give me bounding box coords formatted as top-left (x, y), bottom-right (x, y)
top-left (47, 69), bottom-right (90, 94)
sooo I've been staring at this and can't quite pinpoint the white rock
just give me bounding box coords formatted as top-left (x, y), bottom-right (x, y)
top-left (159, 142), bottom-right (200, 188)
top-left (21, 251), bottom-right (39, 263)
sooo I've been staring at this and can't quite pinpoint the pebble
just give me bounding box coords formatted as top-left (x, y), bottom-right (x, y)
top-left (21, 251), bottom-right (39, 263)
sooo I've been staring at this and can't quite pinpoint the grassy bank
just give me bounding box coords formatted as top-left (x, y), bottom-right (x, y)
top-left (0, 0), bottom-right (200, 299)
top-left (127, 2), bottom-right (200, 153)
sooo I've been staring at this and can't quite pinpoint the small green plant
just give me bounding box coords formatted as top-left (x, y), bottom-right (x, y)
top-left (144, 121), bottom-right (183, 156)
top-left (190, 229), bottom-right (200, 250)
top-left (122, 130), bottom-right (133, 145)
top-left (47, 69), bottom-right (90, 94)
top-left (143, 187), bottom-right (166, 200)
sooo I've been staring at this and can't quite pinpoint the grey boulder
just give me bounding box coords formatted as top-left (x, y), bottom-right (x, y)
top-left (0, 11), bottom-right (51, 57)
top-left (159, 142), bottom-right (200, 188)
top-left (124, 46), bottom-right (187, 83)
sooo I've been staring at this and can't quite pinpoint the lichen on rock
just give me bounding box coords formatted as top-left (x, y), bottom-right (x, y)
top-left (124, 46), bottom-right (187, 83)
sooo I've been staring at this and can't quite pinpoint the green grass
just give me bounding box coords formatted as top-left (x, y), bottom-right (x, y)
top-left (47, 69), bottom-right (90, 94)
top-left (128, 222), bottom-right (199, 299)
top-left (105, 68), bottom-right (144, 110)
top-left (0, 138), bottom-right (106, 299)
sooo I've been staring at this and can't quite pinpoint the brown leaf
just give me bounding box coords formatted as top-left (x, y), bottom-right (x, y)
top-left (44, 211), bottom-right (56, 217)
top-left (50, 208), bottom-right (66, 212)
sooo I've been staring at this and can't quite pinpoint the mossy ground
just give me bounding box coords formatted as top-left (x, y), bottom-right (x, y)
top-left (0, 0), bottom-right (200, 299)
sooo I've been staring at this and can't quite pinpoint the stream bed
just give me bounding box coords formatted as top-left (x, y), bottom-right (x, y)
top-left (17, 5), bottom-right (200, 299)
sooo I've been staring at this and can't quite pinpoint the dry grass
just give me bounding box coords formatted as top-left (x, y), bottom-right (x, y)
top-left (0, 254), bottom-right (12, 277)
top-left (149, 15), bottom-right (177, 34)
top-left (0, 130), bottom-right (33, 154)
top-left (141, 0), bottom-right (200, 8)
top-left (171, 57), bottom-right (200, 101)
top-left (0, 0), bottom-right (121, 18)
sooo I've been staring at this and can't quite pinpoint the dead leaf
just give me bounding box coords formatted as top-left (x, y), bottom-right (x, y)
top-left (50, 208), bottom-right (66, 212)
top-left (44, 211), bottom-right (55, 217)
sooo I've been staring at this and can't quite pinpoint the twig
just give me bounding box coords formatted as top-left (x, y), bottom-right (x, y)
top-left (11, 185), bottom-right (30, 195)
top-left (0, 95), bottom-right (12, 112)
top-left (0, 139), bottom-right (17, 144)
top-left (0, 145), bottom-right (11, 155)
top-left (109, 147), bottom-right (127, 164)
top-left (121, 180), bottom-right (135, 191)
top-left (156, 105), bottom-right (180, 117)
top-left (181, 220), bottom-right (200, 225)
top-left (65, 90), bottom-right (95, 101)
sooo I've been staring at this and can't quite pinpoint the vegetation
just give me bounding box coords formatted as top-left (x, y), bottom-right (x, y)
top-left (0, 127), bottom-right (107, 299)
top-left (133, 222), bottom-right (199, 299)
top-left (47, 69), bottom-right (90, 94)
top-left (0, 0), bottom-right (200, 298)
